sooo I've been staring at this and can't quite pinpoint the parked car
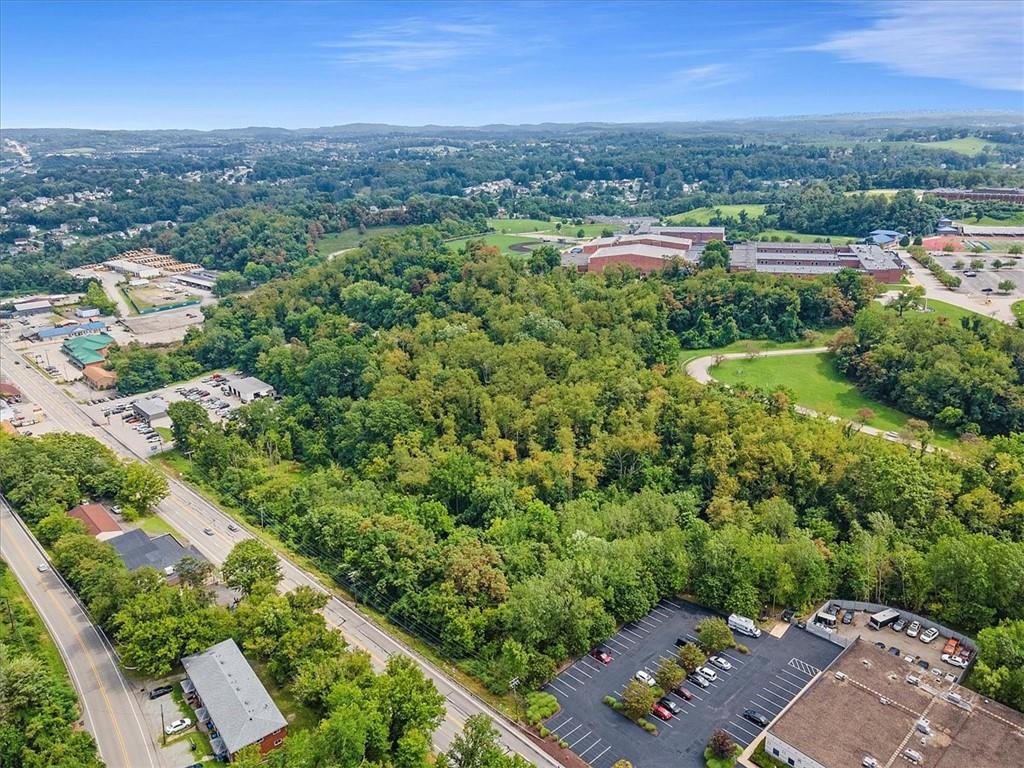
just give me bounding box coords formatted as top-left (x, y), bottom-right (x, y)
top-left (920, 627), bottom-right (939, 644)
top-left (164, 718), bottom-right (192, 736)
top-left (148, 685), bottom-right (174, 700)
top-left (651, 702), bottom-right (673, 721)
top-left (674, 637), bottom-right (689, 648)
top-left (687, 672), bottom-right (711, 688)
top-left (709, 655), bottom-right (732, 671)
top-left (743, 708), bottom-right (770, 727)
top-left (906, 621), bottom-right (921, 638)
top-left (874, 641), bottom-right (887, 650)
top-left (659, 697), bottom-right (682, 715)
top-left (842, 609), bottom-right (855, 625)
top-left (672, 683), bottom-right (694, 701)
top-left (889, 646), bottom-right (902, 656)
top-left (892, 618), bottom-right (908, 633)
top-left (941, 654), bottom-right (969, 669)
top-left (917, 660), bottom-right (930, 671)
top-left (634, 670), bottom-right (656, 687)
top-left (781, 609), bottom-right (795, 623)
top-left (696, 665), bottom-right (718, 682)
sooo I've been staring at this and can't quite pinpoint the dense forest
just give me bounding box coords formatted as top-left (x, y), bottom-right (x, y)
top-left (0, 433), bottom-right (530, 768)
top-left (831, 307), bottom-right (1024, 436)
top-left (104, 229), bottom-right (1024, 700)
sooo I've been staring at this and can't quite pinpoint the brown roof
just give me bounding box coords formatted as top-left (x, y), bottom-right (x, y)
top-left (83, 366), bottom-right (118, 386)
top-left (68, 503), bottom-right (121, 537)
top-left (768, 637), bottom-right (1024, 768)
top-left (0, 382), bottom-right (21, 398)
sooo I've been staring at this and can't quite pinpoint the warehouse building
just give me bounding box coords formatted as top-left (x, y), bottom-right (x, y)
top-left (765, 637), bottom-right (1024, 768)
top-left (227, 376), bottom-right (276, 403)
top-left (563, 233), bottom-right (694, 274)
top-left (729, 242), bottom-right (904, 281)
top-left (132, 396), bottom-right (168, 424)
top-left (930, 187), bottom-right (1024, 204)
top-left (12, 299), bottom-right (52, 316)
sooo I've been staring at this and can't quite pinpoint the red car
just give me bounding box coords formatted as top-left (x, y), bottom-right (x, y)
top-left (672, 684), bottom-right (694, 701)
top-left (590, 648), bottom-right (613, 665)
top-left (651, 703), bottom-right (673, 721)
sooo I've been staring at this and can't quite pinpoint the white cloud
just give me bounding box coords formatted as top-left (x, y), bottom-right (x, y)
top-left (814, 1), bottom-right (1024, 91)
top-left (670, 63), bottom-right (744, 89)
top-left (322, 18), bottom-right (496, 70)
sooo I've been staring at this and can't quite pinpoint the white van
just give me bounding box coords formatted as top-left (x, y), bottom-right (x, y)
top-left (728, 614), bottom-right (762, 638)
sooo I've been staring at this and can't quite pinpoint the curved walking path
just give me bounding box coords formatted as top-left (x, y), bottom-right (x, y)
top-left (685, 347), bottom-right (922, 448)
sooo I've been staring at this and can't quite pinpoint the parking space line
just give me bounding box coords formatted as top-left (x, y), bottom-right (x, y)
top-left (571, 662), bottom-right (594, 678)
top-left (568, 730), bottom-right (592, 748)
top-left (759, 687), bottom-right (790, 703)
top-left (563, 670), bottom-right (589, 686)
top-left (555, 677), bottom-right (578, 692)
top-left (755, 693), bottom-right (784, 710)
top-left (615, 629), bottom-right (640, 643)
top-left (778, 668), bottom-right (809, 687)
top-left (561, 723), bottom-right (584, 740)
top-left (768, 678), bottom-right (801, 694)
top-left (577, 738), bottom-right (603, 758)
top-left (648, 715), bottom-right (673, 729)
top-left (650, 605), bottom-right (673, 617)
top-left (720, 652), bottom-right (746, 665)
top-left (546, 681), bottom-right (572, 697)
top-left (721, 727), bottom-right (750, 746)
top-left (547, 715), bottom-right (573, 731)
top-left (660, 597), bottom-right (683, 609)
top-left (590, 746), bottom-right (611, 764)
top-left (621, 626), bottom-right (646, 640)
top-left (579, 659), bottom-right (603, 673)
top-left (729, 719), bottom-right (761, 739)
top-left (636, 615), bottom-right (661, 627)
top-left (605, 636), bottom-right (631, 651)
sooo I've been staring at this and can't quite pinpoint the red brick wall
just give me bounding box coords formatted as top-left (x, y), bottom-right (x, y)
top-left (589, 254), bottom-right (674, 274)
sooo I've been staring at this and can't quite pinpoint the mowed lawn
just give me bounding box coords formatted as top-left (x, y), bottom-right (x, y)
top-left (666, 204), bottom-right (766, 224)
top-left (712, 352), bottom-right (956, 448)
top-left (447, 232), bottom-right (543, 256)
top-left (912, 137), bottom-right (993, 156)
top-left (486, 218), bottom-right (613, 238)
top-left (314, 225), bottom-right (409, 256)
top-left (756, 229), bottom-right (859, 243)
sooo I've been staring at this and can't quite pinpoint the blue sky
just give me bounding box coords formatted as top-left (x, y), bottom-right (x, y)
top-left (2, 0), bottom-right (1021, 129)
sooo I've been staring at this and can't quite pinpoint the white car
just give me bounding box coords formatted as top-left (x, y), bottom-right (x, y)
top-left (36, 563), bottom-right (49, 573)
top-left (920, 627), bottom-right (939, 644)
top-left (941, 654), bottom-right (968, 669)
top-left (696, 665), bottom-right (718, 682)
top-left (164, 717), bottom-right (192, 736)
top-left (709, 655), bottom-right (732, 671)
top-left (203, 527), bottom-right (215, 536)
top-left (634, 670), bottom-right (656, 687)
top-left (906, 621), bottom-right (921, 638)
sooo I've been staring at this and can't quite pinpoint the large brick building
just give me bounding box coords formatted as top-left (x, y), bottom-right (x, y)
top-left (562, 233), bottom-right (695, 274)
top-left (930, 187), bottom-right (1024, 204)
top-left (729, 241), bottom-right (904, 282)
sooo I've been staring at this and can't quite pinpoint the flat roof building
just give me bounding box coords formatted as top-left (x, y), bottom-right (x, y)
top-left (765, 637), bottom-right (1024, 768)
top-left (729, 242), bottom-right (904, 281)
top-left (23, 320), bottom-right (107, 341)
top-left (104, 259), bottom-right (161, 279)
top-left (564, 233), bottom-right (694, 274)
top-left (132, 396), bottom-right (168, 423)
top-left (175, 269), bottom-right (218, 291)
top-left (930, 187), bottom-right (1024, 204)
top-left (646, 225), bottom-right (726, 243)
top-left (181, 639), bottom-right (287, 761)
top-left (227, 376), bottom-right (275, 404)
top-left (107, 529), bottom-right (205, 582)
top-left (13, 299), bottom-right (52, 316)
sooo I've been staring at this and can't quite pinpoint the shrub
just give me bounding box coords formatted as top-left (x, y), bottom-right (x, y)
top-left (697, 617), bottom-right (735, 654)
top-left (525, 691), bottom-right (559, 725)
top-left (735, 643), bottom-right (750, 654)
top-left (539, 726), bottom-right (550, 738)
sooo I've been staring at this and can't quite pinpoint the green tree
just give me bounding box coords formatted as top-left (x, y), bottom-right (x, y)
top-left (176, 555), bottom-right (215, 589)
top-left (576, 228), bottom-right (585, 238)
top-left (222, 539), bottom-right (281, 595)
top-left (970, 258), bottom-right (985, 270)
top-left (214, 270), bottom-right (249, 296)
top-left (83, 280), bottom-right (117, 315)
top-left (998, 279), bottom-right (1016, 294)
top-left (439, 714), bottom-right (532, 768)
top-left (167, 400), bottom-right (211, 454)
top-left (654, 658), bottom-right (684, 692)
top-left (374, 655), bottom-right (446, 756)
top-left (621, 679), bottom-right (655, 721)
top-left (677, 642), bottom-right (706, 673)
top-left (699, 240), bottom-right (730, 270)
top-left (696, 617), bottom-right (735, 654)
top-left (115, 461), bottom-right (169, 519)
top-left (888, 286), bottom-right (925, 317)
top-left (1008, 243), bottom-right (1022, 255)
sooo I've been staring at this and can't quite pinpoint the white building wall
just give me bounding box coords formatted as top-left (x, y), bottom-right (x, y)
top-left (764, 732), bottom-right (826, 768)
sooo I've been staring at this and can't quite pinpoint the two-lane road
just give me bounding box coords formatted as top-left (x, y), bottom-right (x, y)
top-left (1, 499), bottom-right (160, 768)
top-left (0, 337), bottom-right (560, 767)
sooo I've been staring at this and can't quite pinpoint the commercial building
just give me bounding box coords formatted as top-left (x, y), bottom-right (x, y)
top-left (181, 639), bottom-right (287, 761)
top-left (12, 299), bottom-right (52, 316)
top-left (647, 225), bottom-right (726, 244)
top-left (764, 637), bottom-right (1024, 768)
top-left (959, 224), bottom-right (1024, 239)
top-left (930, 187), bottom-right (1024, 204)
top-left (175, 269), bottom-right (219, 291)
top-left (83, 365), bottom-right (118, 390)
top-left (866, 229), bottom-right (903, 247)
top-left (562, 233), bottom-right (694, 274)
top-left (0, 383), bottom-right (22, 403)
top-left (22, 320), bottom-right (107, 341)
top-left (67, 502), bottom-right (122, 540)
top-left (62, 333), bottom-right (115, 368)
top-left (132, 397), bottom-right (168, 423)
top-left (75, 306), bottom-right (101, 319)
top-left (107, 529), bottom-right (205, 582)
top-left (729, 242), bottom-right (904, 281)
top-left (227, 376), bottom-right (276, 404)
top-left (103, 259), bottom-right (161, 279)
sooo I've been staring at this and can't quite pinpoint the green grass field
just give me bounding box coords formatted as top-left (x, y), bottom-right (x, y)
top-left (666, 204), bottom-right (767, 224)
top-left (447, 233), bottom-right (544, 256)
top-left (486, 218), bottom-right (616, 238)
top-left (917, 299), bottom-right (982, 324)
top-left (843, 188), bottom-right (909, 199)
top-left (314, 225), bottom-right (408, 256)
top-left (711, 352), bottom-right (956, 448)
top-left (1012, 300), bottom-right (1024, 324)
top-left (680, 331), bottom-right (838, 367)
top-left (913, 137), bottom-right (993, 156)
top-left (755, 229), bottom-right (859, 243)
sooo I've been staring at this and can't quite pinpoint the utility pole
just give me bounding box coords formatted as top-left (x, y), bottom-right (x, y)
top-left (160, 703), bottom-right (166, 746)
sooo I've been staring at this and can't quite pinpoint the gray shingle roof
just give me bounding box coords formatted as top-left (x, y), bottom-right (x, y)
top-left (107, 529), bottom-right (204, 575)
top-left (181, 638), bottom-right (286, 755)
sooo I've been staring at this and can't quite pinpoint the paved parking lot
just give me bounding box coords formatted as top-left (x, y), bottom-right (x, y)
top-left (930, 254), bottom-right (1023, 298)
top-left (542, 599), bottom-right (842, 768)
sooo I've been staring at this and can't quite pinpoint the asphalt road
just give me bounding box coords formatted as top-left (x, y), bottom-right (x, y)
top-left (0, 338), bottom-right (561, 767)
top-left (1, 499), bottom-right (161, 768)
